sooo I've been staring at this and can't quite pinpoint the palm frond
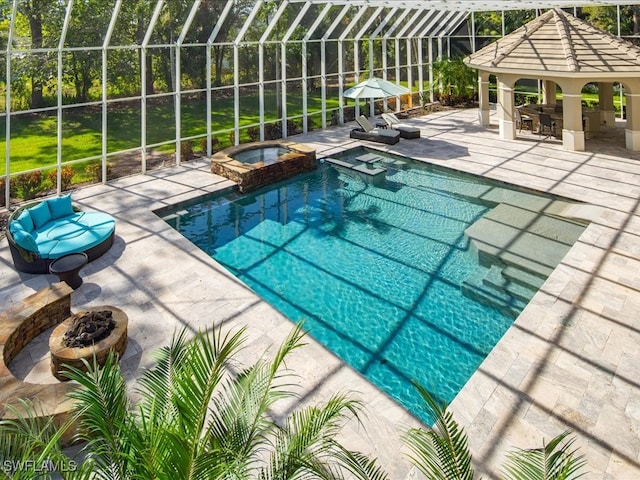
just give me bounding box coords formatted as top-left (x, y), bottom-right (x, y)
top-left (502, 430), bottom-right (588, 480)
top-left (403, 383), bottom-right (474, 480)
top-left (136, 326), bottom-right (247, 479)
top-left (0, 400), bottom-right (78, 479)
top-left (201, 323), bottom-right (308, 477)
top-left (62, 351), bottom-right (133, 479)
top-left (331, 450), bottom-right (390, 480)
top-left (136, 326), bottom-right (193, 423)
top-left (264, 394), bottom-right (366, 480)
top-left (1, 323), bottom-right (386, 480)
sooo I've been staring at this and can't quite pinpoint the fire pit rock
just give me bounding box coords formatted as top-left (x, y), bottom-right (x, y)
top-left (49, 306), bottom-right (128, 381)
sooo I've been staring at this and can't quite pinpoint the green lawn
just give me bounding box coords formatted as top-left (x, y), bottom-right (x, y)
top-left (511, 84), bottom-right (626, 110)
top-left (1, 90), bottom-right (342, 176)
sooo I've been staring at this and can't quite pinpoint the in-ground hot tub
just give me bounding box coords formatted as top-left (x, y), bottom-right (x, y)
top-left (211, 140), bottom-right (316, 192)
top-left (233, 146), bottom-right (292, 165)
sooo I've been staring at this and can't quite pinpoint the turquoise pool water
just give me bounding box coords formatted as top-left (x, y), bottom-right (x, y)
top-left (161, 147), bottom-right (549, 420)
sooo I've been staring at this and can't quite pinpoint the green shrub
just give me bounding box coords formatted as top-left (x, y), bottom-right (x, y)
top-left (85, 162), bottom-right (113, 182)
top-left (13, 170), bottom-right (43, 200)
top-left (47, 166), bottom-right (76, 191)
top-left (180, 140), bottom-right (194, 162)
top-left (246, 126), bottom-right (260, 141)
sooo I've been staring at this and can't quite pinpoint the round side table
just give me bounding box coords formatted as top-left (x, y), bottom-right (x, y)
top-left (49, 252), bottom-right (89, 289)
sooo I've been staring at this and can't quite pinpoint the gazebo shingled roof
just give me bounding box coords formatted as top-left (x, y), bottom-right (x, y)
top-left (465, 9), bottom-right (640, 152)
top-left (466, 8), bottom-right (640, 76)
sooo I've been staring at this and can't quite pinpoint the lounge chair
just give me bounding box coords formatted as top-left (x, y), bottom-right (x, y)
top-left (381, 113), bottom-right (421, 139)
top-left (350, 115), bottom-right (400, 145)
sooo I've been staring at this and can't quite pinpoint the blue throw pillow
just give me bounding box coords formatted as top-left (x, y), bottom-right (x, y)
top-left (48, 194), bottom-right (74, 219)
top-left (16, 209), bottom-right (35, 232)
top-left (29, 201), bottom-right (52, 229)
top-left (12, 228), bottom-right (39, 252)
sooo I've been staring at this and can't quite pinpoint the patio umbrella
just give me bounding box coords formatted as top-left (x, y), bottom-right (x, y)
top-left (342, 76), bottom-right (410, 99)
top-left (343, 77), bottom-right (410, 118)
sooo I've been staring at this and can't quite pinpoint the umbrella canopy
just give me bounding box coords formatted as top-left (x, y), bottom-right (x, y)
top-left (343, 77), bottom-right (410, 99)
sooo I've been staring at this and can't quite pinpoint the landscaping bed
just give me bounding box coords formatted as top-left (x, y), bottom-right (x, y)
top-left (0, 210), bottom-right (7, 240)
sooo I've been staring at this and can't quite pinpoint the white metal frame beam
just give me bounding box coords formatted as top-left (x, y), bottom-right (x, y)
top-left (206, 0), bottom-right (234, 156)
top-left (141, 1), bottom-right (165, 169)
top-left (233, 1), bottom-right (264, 144)
top-left (289, 0), bottom-right (636, 12)
top-left (100, 0), bottom-right (122, 185)
top-left (302, 3), bottom-right (333, 131)
top-left (321, 5), bottom-right (351, 129)
top-left (174, 1), bottom-right (202, 165)
top-left (57, 1), bottom-right (74, 190)
top-left (4, 0), bottom-right (18, 208)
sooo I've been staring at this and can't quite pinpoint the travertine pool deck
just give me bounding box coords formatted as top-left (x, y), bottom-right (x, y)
top-left (2, 108), bottom-right (640, 479)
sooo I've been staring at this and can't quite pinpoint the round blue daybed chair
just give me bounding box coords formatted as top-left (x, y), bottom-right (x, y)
top-left (6, 194), bottom-right (116, 274)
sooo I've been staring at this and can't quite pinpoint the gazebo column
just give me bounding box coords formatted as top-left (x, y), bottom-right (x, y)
top-left (497, 75), bottom-right (516, 140)
top-left (560, 90), bottom-right (585, 151)
top-left (477, 70), bottom-right (490, 126)
top-left (598, 82), bottom-right (616, 126)
top-left (542, 80), bottom-right (557, 105)
top-left (625, 92), bottom-right (640, 151)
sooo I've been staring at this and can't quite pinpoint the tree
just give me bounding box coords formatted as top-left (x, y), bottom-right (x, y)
top-left (431, 57), bottom-right (477, 105)
top-left (0, 324), bottom-right (388, 480)
top-left (63, 1), bottom-right (115, 103)
top-left (0, 5), bottom-right (9, 52)
top-left (404, 384), bottom-right (588, 480)
top-left (16, 0), bottom-right (63, 109)
top-left (582, 5), bottom-right (640, 42)
top-left (474, 10), bottom-right (537, 36)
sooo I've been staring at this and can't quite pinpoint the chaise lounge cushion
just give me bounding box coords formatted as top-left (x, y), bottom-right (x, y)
top-left (350, 128), bottom-right (400, 145)
top-left (381, 113), bottom-right (421, 139)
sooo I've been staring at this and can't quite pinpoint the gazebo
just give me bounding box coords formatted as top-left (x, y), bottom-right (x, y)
top-left (465, 8), bottom-right (640, 151)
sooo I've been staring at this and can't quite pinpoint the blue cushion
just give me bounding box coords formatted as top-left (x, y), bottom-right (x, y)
top-left (12, 228), bottom-right (39, 252)
top-left (16, 209), bottom-right (35, 232)
top-left (36, 211), bottom-right (115, 258)
top-left (47, 194), bottom-right (74, 219)
top-left (9, 222), bottom-right (24, 236)
top-left (29, 202), bottom-right (52, 229)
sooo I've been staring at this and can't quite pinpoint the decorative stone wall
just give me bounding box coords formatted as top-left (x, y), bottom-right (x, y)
top-left (211, 140), bottom-right (316, 192)
top-left (0, 283), bottom-right (78, 444)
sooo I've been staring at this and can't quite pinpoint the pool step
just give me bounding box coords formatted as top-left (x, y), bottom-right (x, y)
top-left (461, 267), bottom-right (528, 318)
top-left (502, 265), bottom-right (546, 291)
top-left (482, 266), bottom-right (539, 304)
top-left (324, 157), bottom-right (387, 177)
top-left (465, 203), bottom-right (585, 280)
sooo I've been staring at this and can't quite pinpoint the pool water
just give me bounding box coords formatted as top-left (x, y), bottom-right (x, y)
top-left (233, 146), bottom-right (291, 165)
top-left (162, 147), bottom-right (554, 421)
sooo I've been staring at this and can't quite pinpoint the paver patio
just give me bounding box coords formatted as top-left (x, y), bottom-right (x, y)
top-left (1, 107), bottom-right (639, 479)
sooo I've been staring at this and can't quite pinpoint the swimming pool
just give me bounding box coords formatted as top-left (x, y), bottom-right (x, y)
top-left (161, 146), bottom-right (583, 421)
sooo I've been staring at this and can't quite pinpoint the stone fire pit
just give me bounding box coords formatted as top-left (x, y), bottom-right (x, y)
top-left (49, 306), bottom-right (128, 381)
